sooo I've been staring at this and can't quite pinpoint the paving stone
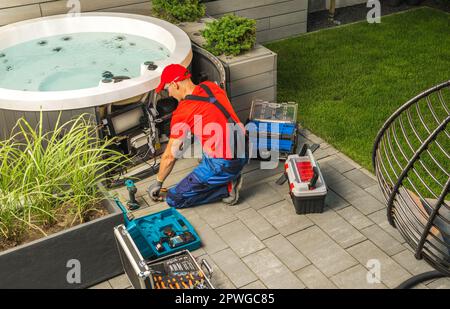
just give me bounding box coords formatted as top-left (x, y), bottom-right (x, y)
top-left (287, 226), bottom-right (357, 277)
top-left (195, 201), bottom-right (238, 229)
top-left (325, 189), bottom-right (350, 210)
top-left (241, 162), bottom-right (285, 187)
top-left (313, 145), bottom-right (339, 160)
top-left (330, 264), bottom-right (387, 289)
top-left (343, 169), bottom-right (378, 189)
top-left (198, 254), bottom-right (236, 289)
top-left (243, 249), bottom-right (305, 289)
top-left (307, 210), bottom-right (366, 249)
top-left (241, 280), bottom-right (267, 289)
top-left (320, 165), bottom-right (348, 186)
top-left (259, 200), bottom-right (314, 236)
top-left (392, 249), bottom-right (435, 275)
top-left (346, 240), bottom-right (411, 288)
top-left (191, 247), bottom-right (206, 258)
top-left (89, 281), bottom-right (112, 289)
top-left (294, 265), bottom-right (337, 289)
top-left (215, 220), bottom-right (265, 257)
top-left (108, 274), bottom-right (131, 289)
top-left (298, 128), bottom-right (324, 144)
top-left (263, 234), bottom-right (310, 272)
top-left (350, 193), bottom-right (386, 215)
top-left (337, 153), bottom-right (362, 169)
top-left (325, 154), bottom-right (356, 174)
top-left (426, 277), bottom-right (450, 289)
top-left (328, 179), bottom-right (368, 204)
top-left (360, 224), bottom-right (405, 256)
top-left (365, 184), bottom-right (386, 203)
top-left (211, 248), bottom-right (257, 288)
top-left (368, 209), bottom-right (405, 243)
top-left (337, 206), bottom-right (374, 230)
top-left (237, 208), bottom-right (279, 240)
top-left (195, 221), bottom-right (229, 255)
top-left (240, 182), bottom-right (284, 210)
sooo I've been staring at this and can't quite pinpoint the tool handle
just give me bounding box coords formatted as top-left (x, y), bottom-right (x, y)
top-left (309, 166), bottom-right (320, 189)
top-left (114, 198), bottom-right (134, 225)
top-left (200, 259), bottom-right (213, 279)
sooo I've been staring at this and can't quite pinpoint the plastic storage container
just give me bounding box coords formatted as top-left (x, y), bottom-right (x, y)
top-left (285, 149), bottom-right (327, 214)
top-left (115, 198), bottom-right (201, 259)
top-left (248, 100), bottom-right (298, 159)
top-left (249, 100), bottom-right (298, 123)
top-left (114, 224), bottom-right (214, 289)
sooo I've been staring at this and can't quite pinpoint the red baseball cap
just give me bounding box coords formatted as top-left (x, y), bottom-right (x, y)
top-left (155, 64), bottom-right (191, 93)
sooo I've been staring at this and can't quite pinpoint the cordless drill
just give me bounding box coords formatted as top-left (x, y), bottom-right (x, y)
top-left (125, 179), bottom-right (140, 210)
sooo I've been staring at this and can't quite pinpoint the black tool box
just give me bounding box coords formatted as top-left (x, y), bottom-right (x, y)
top-left (114, 224), bottom-right (214, 289)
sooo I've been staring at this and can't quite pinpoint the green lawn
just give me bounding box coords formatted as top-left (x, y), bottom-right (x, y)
top-left (265, 7), bottom-right (450, 171)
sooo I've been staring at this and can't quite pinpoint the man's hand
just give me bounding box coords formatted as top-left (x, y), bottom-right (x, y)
top-left (147, 179), bottom-right (163, 201)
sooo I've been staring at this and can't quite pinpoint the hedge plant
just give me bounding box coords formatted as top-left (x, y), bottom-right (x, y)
top-left (202, 14), bottom-right (257, 57)
top-left (152, 0), bottom-right (206, 23)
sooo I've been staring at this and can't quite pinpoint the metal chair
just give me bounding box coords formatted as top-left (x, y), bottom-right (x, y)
top-left (373, 80), bottom-right (450, 288)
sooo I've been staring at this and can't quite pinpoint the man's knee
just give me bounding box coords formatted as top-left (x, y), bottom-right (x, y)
top-left (166, 187), bottom-right (188, 209)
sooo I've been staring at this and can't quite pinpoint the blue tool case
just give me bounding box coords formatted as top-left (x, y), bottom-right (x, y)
top-left (247, 100), bottom-right (299, 159)
top-left (247, 120), bottom-right (297, 152)
top-left (115, 198), bottom-right (201, 259)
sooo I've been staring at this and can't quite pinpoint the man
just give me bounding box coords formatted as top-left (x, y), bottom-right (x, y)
top-left (147, 64), bottom-right (247, 208)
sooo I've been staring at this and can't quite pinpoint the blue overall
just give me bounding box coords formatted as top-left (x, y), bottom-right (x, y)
top-left (166, 84), bottom-right (248, 209)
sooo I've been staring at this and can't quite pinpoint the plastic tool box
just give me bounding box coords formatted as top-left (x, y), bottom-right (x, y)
top-left (115, 198), bottom-right (201, 259)
top-left (114, 224), bottom-right (214, 289)
top-left (285, 148), bottom-right (327, 214)
top-left (247, 100), bottom-right (299, 159)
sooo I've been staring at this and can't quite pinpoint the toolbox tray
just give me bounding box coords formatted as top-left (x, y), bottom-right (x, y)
top-left (115, 199), bottom-right (201, 259)
top-left (286, 149), bottom-right (327, 214)
top-left (114, 224), bottom-right (214, 289)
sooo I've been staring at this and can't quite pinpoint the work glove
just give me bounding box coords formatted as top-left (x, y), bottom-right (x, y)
top-left (147, 179), bottom-right (163, 201)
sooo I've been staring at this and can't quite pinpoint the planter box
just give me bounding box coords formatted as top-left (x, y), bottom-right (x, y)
top-left (205, 0), bottom-right (308, 43)
top-left (178, 18), bottom-right (277, 122)
top-left (0, 190), bottom-right (124, 289)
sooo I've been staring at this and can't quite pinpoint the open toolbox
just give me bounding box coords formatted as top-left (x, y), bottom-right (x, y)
top-left (114, 224), bottom-right (214, 289)
top-left (285, 145), bottom-right (327, 214)
top-left (114, 198), bottom-right (201, 259)
top-left (247, 100), bottom-right (298, 160)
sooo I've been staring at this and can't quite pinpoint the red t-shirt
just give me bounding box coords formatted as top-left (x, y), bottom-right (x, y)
top-left (169, 81), bottom-right (243, 159)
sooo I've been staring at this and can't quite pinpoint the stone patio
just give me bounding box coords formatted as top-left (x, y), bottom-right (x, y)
top-left (90, 129), bottom-right (449, 289)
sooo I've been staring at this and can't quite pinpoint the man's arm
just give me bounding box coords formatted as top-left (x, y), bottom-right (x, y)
top-left (156, 137), bottom-right (183, 183)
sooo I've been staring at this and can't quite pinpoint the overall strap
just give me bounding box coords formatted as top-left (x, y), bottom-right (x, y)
top-left (185, 84), bottom-right (236, 124)
top-left (184, 83), bottom-right (248, 160)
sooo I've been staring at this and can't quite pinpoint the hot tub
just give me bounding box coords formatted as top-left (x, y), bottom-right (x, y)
top-left (0, 13), bottom-right (192, 140)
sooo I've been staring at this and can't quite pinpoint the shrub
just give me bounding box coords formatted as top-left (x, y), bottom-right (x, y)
top-left (0, 113), bottom-right (126, 245)
top-left (202, 14), bottom-right (257, 57)
top-left (152, 0), bottom-right (206, 23)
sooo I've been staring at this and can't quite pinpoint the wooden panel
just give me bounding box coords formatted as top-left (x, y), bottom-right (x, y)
top-left (228, 70), bottom-right (276, 97)
top-left (98, 2), bottom-right (152, 15)
top-left (309, 0), bottom-right (367, 12)
top-left (231, 86), bottom-right (276, 112)
top-left (236, 0), bottom-right (307, 20)
top-left (205, 0), bottom-right (288, 16)
top-left (0, 4), bottom-right (41, 26)
top-left (269, 10), bottom-right (307, 29)
top-left (0, 0), bottom-right (52, 10)
top-left (227, 52), bottom-right (276, 81)
top-left (40, 0), bottom-right (148, 16)
top-left (257, 21), bottom-right (306, 43)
